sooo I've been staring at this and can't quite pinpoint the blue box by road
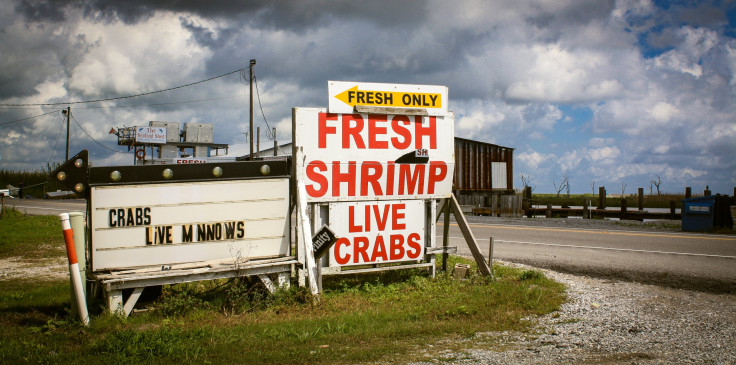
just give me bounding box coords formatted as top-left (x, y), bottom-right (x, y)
top-left (681, 196), bottom-right (716, 232)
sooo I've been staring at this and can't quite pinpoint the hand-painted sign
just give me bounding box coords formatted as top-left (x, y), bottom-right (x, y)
top-left (328, 200), bottom-right (425, 266)
top-left (328, 81), bottom-right (448, 116)
top-left (135, 126), bottom-right (167, 144)
top-left (292, 107), bottom-right (455, 203)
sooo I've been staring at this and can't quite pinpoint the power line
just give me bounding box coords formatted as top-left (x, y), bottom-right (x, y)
top-left (0, 68), bottom-right (243, 107)
top-left (47, 110), bottom-right (66, 166)
top-left (252, 72), bottom-right (274, 140)
top-left (71, 112), bottom-right (127, 154)
top-left (0, 110), bottom-right (60, 126)
top-left (58, 95), bottom-right (242, 110)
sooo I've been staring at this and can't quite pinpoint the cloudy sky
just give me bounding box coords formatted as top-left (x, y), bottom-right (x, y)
top-left (1, 0), bottom-right (734, 195)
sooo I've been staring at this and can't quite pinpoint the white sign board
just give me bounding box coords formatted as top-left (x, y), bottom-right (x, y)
top-left (292, 108), bottom-right (455, 203)
top-left (135, 126), bottom-right (167, 144)
top-left (329, 81), bottom-right (448, 116)
top-left (328, 200), bottom-right (425, 267)
top-left (90, 178), bottom-right (290, 271)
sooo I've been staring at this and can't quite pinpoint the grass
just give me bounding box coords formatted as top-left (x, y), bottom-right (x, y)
top-left (0, 209), bottom-right (66, 259)
top-left (0, 211), bottom-right (567, 364)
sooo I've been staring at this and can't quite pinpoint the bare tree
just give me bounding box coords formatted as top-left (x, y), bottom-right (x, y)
top-left (621, 182), bottom-right (627, 197)
top-left (590, 180), bottom-right (596, 196)
top-left (553, 175), bottom-right (569, 198)
top-left (650, 175), bottom-right (663, 195)
top-left (564, 173), bottom-right (571, 198)
top-left (520, 172), bottom-right (535, 193)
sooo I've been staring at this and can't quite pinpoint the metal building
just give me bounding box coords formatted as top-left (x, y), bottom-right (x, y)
top-left (453, 137), bottom-right (514, 197)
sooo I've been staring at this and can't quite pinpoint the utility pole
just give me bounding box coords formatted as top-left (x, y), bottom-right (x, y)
top-left (249, 59), bottom-right (256, 160)
top-left (63, 107), bottom-right (71, 161)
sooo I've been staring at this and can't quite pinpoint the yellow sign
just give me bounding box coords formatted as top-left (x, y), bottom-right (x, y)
top-left (335, 86), bottom-right (442, 109)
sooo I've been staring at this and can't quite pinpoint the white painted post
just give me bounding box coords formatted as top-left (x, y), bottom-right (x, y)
top-left (59, 213), bottom-right (90, 326)
top-left (68, 212), bottom-right (86, 317)
top-left (297, 180), bottom-right (320, 299)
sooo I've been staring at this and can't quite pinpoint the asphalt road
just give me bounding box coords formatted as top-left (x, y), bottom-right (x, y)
top-left (6, 198), bottom-right (735, 292)
top-left (438, 218), bottom-right (736, 293)
top-left (3, 198), bottom-right (86, 216)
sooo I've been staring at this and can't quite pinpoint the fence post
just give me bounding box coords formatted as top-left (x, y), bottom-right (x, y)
top-left (704, 186), bottom-right (711, 196)
top-left (670, 200), bottom-right (676, 219)
top-left (620, 198), bottom-right (627, 220)
top-left (598, 186), bottom-right (606, 209)
top-left (546, 204), bottom-right (552, 218)
top-left (638, 188), bottom-right (644, 211)
top-left (583, 200), bottom-right (589, 219)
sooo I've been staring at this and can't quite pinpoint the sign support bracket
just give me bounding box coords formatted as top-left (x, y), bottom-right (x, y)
top-left (448, 193), bottom-right (493, 277)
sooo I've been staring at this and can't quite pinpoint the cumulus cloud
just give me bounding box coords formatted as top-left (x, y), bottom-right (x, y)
top-left (1, 0), bottom-right (734, 194)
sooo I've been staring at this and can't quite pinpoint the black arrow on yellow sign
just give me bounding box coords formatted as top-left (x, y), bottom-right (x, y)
top-left (336, 86), bottom-right (442, 109)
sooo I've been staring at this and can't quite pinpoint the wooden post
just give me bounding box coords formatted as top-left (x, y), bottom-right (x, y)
top-left (442, 200), bottom-right (450, 272)
top-left (638, 188), bottom-right (644, 211)
top-left (546, 204), bottom-right (552, 218)
top-left (686, 187), bottom-right (692, 199)
top-left (704, 186), bottom-right (711, 196)
top-left (598, 186), bottom-right (606, 209)
top-left (620, 198), bottom-right (627, 220)
top-left (488, 237), bottom-right (494, 279)
top-left (448, 194), bottom-right (492, 276)
top-left (583, 200), bottom-right (589, 219)
top-left (670, 200), bottom-right (676, 219)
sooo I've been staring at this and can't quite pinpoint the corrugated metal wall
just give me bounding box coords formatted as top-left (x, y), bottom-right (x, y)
top-left (454, 137), bottom-right (514, 193)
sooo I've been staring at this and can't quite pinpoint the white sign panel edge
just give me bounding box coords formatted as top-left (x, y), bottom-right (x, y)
top-left (90, 178), bottom-right (290, 271)
top-left (327, 200), bottom-right (425, 267)
top-left (292, 107), bottom-right (455, 203)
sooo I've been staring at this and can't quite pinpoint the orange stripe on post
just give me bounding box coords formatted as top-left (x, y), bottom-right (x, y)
top-left (62, 229), bottom-right (78, 265)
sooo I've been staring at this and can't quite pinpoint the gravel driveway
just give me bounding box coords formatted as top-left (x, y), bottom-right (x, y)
top-left (442, 265), bottom-right (736, 364)
top-left (419, 217), bottom-right (736, 364)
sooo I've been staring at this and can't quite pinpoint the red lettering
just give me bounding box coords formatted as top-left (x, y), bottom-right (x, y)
top-left (385, 161), bottom-right (395, 195)
top-left (368, 114), bottom-right (388, 149)
top-left (332, 161), bottom-right (356, 197)
top-left (389, 234), bottom-right (405, 260)
top-left (348, 206), bottom-right (361, 233)
top-left (342, 114), bottom-right (365, 149)
top-left (305, 161), bottom-right (328, 197)
top-left (398, 164), bottom-right (425, 195)
top-left (406, 233), bottom-right (421, 259)
top-left (318, 113), bottom-right (338, 148)
top-left (415, 116), bottom-right (436, 149)
top-left (364, 205), bottom-right (371, 232)
top-left (373, 204), bottom-right (390, 230)
top-left (427, 161), bottom-right (448, 194)
top-left (360, 161), bottom-right (383, 196)
top-left (370, 236), bottom-right (388, 262)
top-left (391, 115), bottom-right (412, 149)
top-left (335, 238), bottom-right (350, 265)
top-left (391, 203), bottom-right (406, 230)
top-left (354, 236), bottom-right (370, 263)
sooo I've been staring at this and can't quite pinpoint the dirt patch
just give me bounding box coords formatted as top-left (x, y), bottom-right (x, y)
top-left (0, 256), bottom-right (68, 281)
